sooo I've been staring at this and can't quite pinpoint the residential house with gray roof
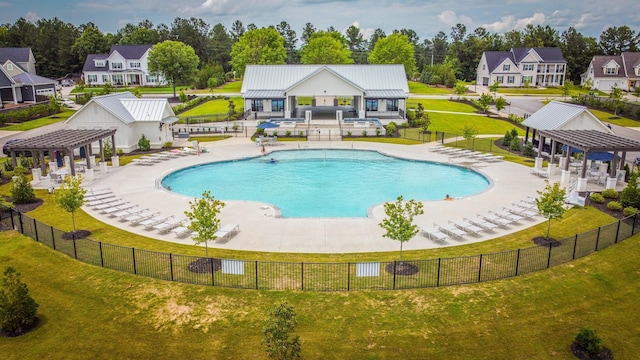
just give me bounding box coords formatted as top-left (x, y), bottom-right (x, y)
top-left (0, 47), bottom-right (57, 107)
top-left (476, 47), bottom-right (566, 88)
top-left (580, 52), bottom-right (640, 92)
top-left (82, 45), bottom-right (165, 87)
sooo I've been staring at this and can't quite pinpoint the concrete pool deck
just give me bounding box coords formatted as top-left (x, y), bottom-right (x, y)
top-left (80, 137), bottom-right (553, 253)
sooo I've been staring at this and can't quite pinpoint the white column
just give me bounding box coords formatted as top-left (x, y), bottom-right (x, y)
top-left (534, 157), bottom-right (543, 170)
top-left (111, 156), bottom-right (120, 167)
top-left (605, 177), bottom-right (616, 190)
top-left (31, 168), bottom-right (41, 182)
top-left (560, 170), bottom-right (570, 188)
top-left (577, 178), bottom-right (588, 191)
top-left (99, 162), bottom-right (108, 173)
top-left (84, 168), bottom-right (94, 181)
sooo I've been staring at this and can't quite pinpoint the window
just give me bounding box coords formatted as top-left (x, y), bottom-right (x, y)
top-left (537, 64), bottom-right (544, 72)
top-left (95, 60), bottom-right (105, 67)
top-left (251, 100), bottom-right (263, 112)
top-left (6, 63), bottom-right (13, 70)
top-left (87, 74), bottom-right (97, 83)
top-left (386, 99), bottom-right (398, 112)
top-left (146, 74), bottom-right (158, 83)
top-left (271, 99), bottom-right (284, 112)
top-left (522, 75), bottom-right (533, 84)
top-left (496, 76), bottom-right (504, 84)
top-left (482, 64), bottom-right (486, 70)
top-left (130, 62), bottom-right (141, 69)
top-left (111, 62), bottom-right (123, 70)
top-left (112, 74), bottom-right (123, 85)
top-left (523, 64), bottom-right (534, 71)
top-left (503, 64), bottom-right (510, 71)
top-left (507, 76), bottom-right (515, 84)
top-left (366, 99), bottom-right (378, 111)
top-left (606, 66), bottom-right (618, 75)
top-left (102, 75), bottom-right (109, 83)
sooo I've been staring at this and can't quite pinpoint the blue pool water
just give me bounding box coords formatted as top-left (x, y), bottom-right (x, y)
top-left (162, 149), bottom-right (490, 218)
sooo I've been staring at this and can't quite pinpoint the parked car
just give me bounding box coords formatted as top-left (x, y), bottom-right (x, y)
top-left (59, 98), bottom-right (75, 107)
top-left (635, 156), bottom-right (640, 166)
top-left (61, 79), bottom-right (74, 87)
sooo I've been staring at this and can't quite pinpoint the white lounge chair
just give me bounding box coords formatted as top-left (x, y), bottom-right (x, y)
top-left (85, 193), bottom-right (115, 202)
top-left (429, 145), bottom-right (446, 152)
top-left (436, 223), bottom-right (467, 238)
top-left (504, 205), bottom-right (538, 218)
top-left (480, 155), bottom-right (504, 162)
top-left (85, 197), bottom-right (121, 207)
top-left (111, 207), bottom-right (145, 219)
top-left (465, 217), bottom-right (499, 231)
top-left (449, 220), bottom-right (484, 235)
top-left (125, 211), bottom-right (160, 224)
top-left (481, 213), bottom-right (512, 227)
top-left (170, 149), bottom-right (189, 156)
top-left (490, 210), bottom-right (523, 223)
top-left (102, 203), bottom-right (135, 214)
top-left (94, 200), bottom-right (127, 210)
top-left (153, 218), bottom-right (184, 233)
top-left (139, 215), bottom-right (173, 229)
top-left (214, 223), bottom-right (240, 240)
top-left (131, 158), bottom-right (155, 166)
top-left (182, 147), bottom-right (197, 155)
top-left (421, 227), bottom-right (449, 242)
top-left (170, 225), bottom-right (192, 237)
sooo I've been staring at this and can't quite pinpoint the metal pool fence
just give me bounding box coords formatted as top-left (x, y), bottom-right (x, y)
top-left (3, 208), bottom-right (637, 291)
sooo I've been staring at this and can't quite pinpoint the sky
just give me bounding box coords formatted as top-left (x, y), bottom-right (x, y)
top-left (0, 0), bottom-right (639, 41)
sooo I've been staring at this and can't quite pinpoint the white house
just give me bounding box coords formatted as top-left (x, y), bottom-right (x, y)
top-left (0, 47), bottom-right (57, 106)
top-left (241, 64), bottom-right (409, 120)
top-left (65, 92), bottom-right (177, 153)
top-left (82, 44), bottom-right (165, 87)
top-left (476, 48), bottom-right (566, 87)
top-left (581, 52), bottom-right (640, 92)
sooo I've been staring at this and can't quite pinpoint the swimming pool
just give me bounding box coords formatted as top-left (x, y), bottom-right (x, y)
top-left (161, 149), bottom-right (490, 218)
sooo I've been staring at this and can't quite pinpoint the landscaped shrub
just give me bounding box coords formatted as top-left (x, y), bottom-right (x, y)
top-left (522, 142), bottom-right (535, 157)
top-left (589, 193), bottom-right (605, 203)
top-left (623, 206), bottom-right (638, 216)
top-left (285, 130), bottom-right (291, 137)
top-left (138, 134), bottom-right (151, 151)
top-left (607, 201), bottom-right (622, 211)
top-left (620, 172), bottom-right (640, 208)
top-left (10, 174), bottom-right (35, 204)
top-left (574, 328), bottom-right (603, 354)
top-left (0, 267), bottom-right (39, 337)
top-left (362, 130), bottom-right (367, 137)
top-left (509, 137), bottom-right (521, 151)
top-left (386, 122), bottom-right (397, 136)
top-left (162, 142), bottom-right (173, 148)
top-left (102, 140), bottom-right (113, 159)
top-left (502, 130), bottom-right (512, 146)
top-left (601, 188), bottom-right (619, 199)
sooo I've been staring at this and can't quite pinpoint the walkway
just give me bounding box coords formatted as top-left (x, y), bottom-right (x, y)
top-left (78, 137), bottom-right (554, 253)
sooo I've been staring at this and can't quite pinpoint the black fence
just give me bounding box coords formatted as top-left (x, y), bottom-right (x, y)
top-left (3, 208), bottom-right (637, 291)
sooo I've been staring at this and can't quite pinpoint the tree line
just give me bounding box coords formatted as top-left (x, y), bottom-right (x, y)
top-left (1, 17), bottom-right (638, 84)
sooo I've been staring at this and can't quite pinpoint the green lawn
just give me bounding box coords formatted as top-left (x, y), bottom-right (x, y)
top-left (211, 81), bottom-right (242, 93)
top-left (408, 99), bottom-right (479, 113)
top-left (408, 81), bottom-right (452, 95)
top-left (71, 86), bottom-right (189, 95)
top-left (178, 97), bottom-right (243, 118)
top-left (423, 112), bottom-right (523, 136)
top-left (2, 109), bottom-right (76, 131)
top-left (589, 109), bottom-right (640, 127)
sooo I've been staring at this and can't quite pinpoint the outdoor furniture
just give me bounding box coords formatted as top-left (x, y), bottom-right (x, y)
top-left (421, 227), bottom-right (449, 242)
top-left (93, 200), bottom-right (127, 210)
top-left (481, 213), bottom-right (512, 227)
top-left (490, 210), bottom-right (524, 223)
top-left (139, 215), bottom-right (173, 230)
top-left (465, 217), bottom-right (498, 231)
top-left (436, 223), bottom-right (467, 238)
top-left (214, 223), bottom-right (240, 240)
top-left (153, 218), bottom-right (185, 233)
top-left (124, 211), bottom-right (160, 224)
top-left (504, 205), bottom-right (538, 218)
top-left (86, 197), bottom-right (121, 207)
top-left (449, 220), bottom-right (484, 235)
top-left (170, 225), bottom-right (192, 237)
top-left (102, 203), bottom-right (135, 215)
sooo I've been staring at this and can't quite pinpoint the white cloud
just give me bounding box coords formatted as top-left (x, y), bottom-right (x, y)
top-left (572, 13), bottom-right (595, 30)
top-left (481, 12), bottom-right (546, 33)
top-left (437, 10), bottom-right (472, 26)
top-left (24, 11), bottom-right (39, 23)
top-left (342, 21), bottom-right (375, 40)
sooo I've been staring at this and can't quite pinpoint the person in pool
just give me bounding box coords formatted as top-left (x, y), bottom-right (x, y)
top-left (445, 194), bottom-right (453, 201)
top-left (270, 158), bottom-right (276, 163)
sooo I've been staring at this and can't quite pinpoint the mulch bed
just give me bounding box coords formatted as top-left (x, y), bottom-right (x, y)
top-left (0, 316), bottom-right (40, 338)
top-left (532, 236), bottom-right (562, 247)
top-left (188, 258), bottom-right (222, 273)
top-left (384, 262), bottom-right (419, 276)
top-left (61, 230), bottom-right (92, 240)
top-left (570, 342), bottom-right (613, 360)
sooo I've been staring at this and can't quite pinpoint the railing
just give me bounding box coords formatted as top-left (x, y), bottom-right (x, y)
top-left (2, 208), bottom-right (637, 291)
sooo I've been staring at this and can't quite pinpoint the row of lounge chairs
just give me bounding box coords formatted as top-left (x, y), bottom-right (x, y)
top-left (421, 198), bottom-right (540, 242)
top-left (132, 148), bottom-right (196, 166)
top-left (429, 146), bottom-right (504, 162)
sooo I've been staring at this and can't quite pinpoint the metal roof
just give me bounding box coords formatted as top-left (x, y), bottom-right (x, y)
top-left (6, 129), bottom-right (117, 152)
top-left (76, 92), bottom-right (175, 125)
top-left (241, 65), bottom-right (409, 94)
top-left (244, 90), bottom-right (285, 98)
top-left (538, 129), bottom-right (640, 152)
top-left (120, 98), bottom-right (171, 122)
top-left (522, 101), bottom-right (610, 132)
top-left (365, 89), bottom-right (407, 98)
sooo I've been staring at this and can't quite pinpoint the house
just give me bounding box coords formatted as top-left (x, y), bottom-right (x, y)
top-left (65, 92), bottom-right (177, 153)
top-left (580, 52), bottom-right (640, 92)
top-left (82, 44), bottom-right (165, 87)
top-left (0, 47), bottom-right (57, 106)
top-left (241, 64), bottom-right (409, 120)
top-left (476, 48), bottom-right (566, 87)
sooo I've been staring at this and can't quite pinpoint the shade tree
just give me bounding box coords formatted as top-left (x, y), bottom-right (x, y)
top-left (300, 31), bottom-right (353, 64)
top-left (148, 40), bottom-right (200, 97)
top-left (229, 27), bottom-right (286, 76)
top-left (368, 33), bottom-right (416, 77)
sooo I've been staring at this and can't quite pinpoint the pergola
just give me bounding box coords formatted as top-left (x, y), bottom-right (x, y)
top-left (537, 129), bottom-right (640, 190)
top-left (6, 129), bottom-right (117, 176)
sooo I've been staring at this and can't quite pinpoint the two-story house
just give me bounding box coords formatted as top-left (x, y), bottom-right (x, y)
top-left (82, 44), bottom-right (165, 87)
top-left (476, 47), bottom-right (566, 88)
top-left (0, 47), bottom-right (57, 107)
top-left (581, 52), bottom-right (640, 92)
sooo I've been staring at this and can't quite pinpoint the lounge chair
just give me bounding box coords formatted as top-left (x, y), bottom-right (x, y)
top-left (436, 223), bottom-right (467, 238)
top-left (565, 191), bottom-right (586, 207)
top-left (94, 199), bottom-right (127, 210)
top-left (448, 149), bottom-right (474, 157)
top-left (131, 158), bottom-right (155, 166)
top-left (86, 189), bottom-right (112, 196)
top-left (85, 196), bottom-right (121, 207)
top-left (111, 207), bottom-right (145, 219)
top-left (490, 210), bottom-right (524, 223)
top-left (429, 145), bottom-right (446, 152)
top-left (481, 213), bottom-right (512, 227)
top-left (153, 218), bottom-right (184, 233)
top-left (421, 227), bottom-right (449, 242)
top-left (182, 147), bottom-right (197, 155)
top-left (465, 217), bottom-right (499, 231)
top-left (102, 202), bottom-right (135, 215)
top-left (85, 193), bottom-right (115, 202)
top-left (139, 215), bottom-right (173, 229)
top-left (125, 211), bottom-right (160, 224)
top-left (504, 205), bottom-right (538, 218)
top-left (449, 220), bottom-right (484, 235)
top-left (170, 225), bottom-right (192, 237)
top-left (480, 155), bottom-right (504, 162)
top-left (214, 223), bottom-right (240, 240)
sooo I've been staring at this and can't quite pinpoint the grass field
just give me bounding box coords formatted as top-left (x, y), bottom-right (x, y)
top-left (2, 109), bottom-right (76, 131)
top-left (589, 109), bottom-right (640, 127)
top-left (408, 81), bottom-right (453, 95)
top-left (178, 97), bottom-right (243, 118)
top-left (408, 99), bottom-right (479, 113)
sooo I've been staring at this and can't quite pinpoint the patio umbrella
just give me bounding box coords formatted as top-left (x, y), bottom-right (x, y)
top-left (257, 121), bottom-right (279, 129)
top-left (561, 145), bottom-right (614, 161)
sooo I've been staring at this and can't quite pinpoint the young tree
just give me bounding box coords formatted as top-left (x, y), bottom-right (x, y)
top-left (609, 85), bottom-right (626, 116)
top-left (378, 196), bottom-right (424, 260)
top-left (368, 33), bottom-right (417, 77)
top-left (230, 27), bottom-right (287, 76)
top-left (453, 80), bottom-right (467, 96)
top-left (10, 172), bottom-right (35, 204)
top-left (488, 80), bottom-right (500, 97)
top-left (54, 175), bottom-right (86, 234)
top-left (461, 123), bottom-right (479, 149)
top-left (184, 191), bottom-right (226, 257)
top-left (535, 180), bottom-right (567, 240)
top-left (262, 301), bottom-right (301, 360)
top-left (562, 80), bottom-right (574, 99)
top-left (476, 93), bottom-right (493, 113)
top-left (148, 40), bottom-right (200, 98)
top-left (494, 96), bottom-right (508, 114)
top-left (0, 267), bottom-right (39, 337)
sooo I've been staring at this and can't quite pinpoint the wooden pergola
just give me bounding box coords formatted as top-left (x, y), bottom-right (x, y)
top-left (6, 129), bottom-right (117, 176)
top-left (537, 129), bottom-right (640, 181)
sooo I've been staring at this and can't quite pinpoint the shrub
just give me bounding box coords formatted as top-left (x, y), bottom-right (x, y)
top-left (298, 131), bottom-right (304, 138)
top-left (502, 130), bottom-right (512, 146)
top-left (510, 127), bottom-right (519, 139)
top-left (620, 172), bottom-right (640, 208)
top-left (590, 193), bottom-right (605, 203)
top-left (386, 122), bottom-right (397, 136)
top-left (102, 140), bottom-right (113, 159)
top-left (0, 267), bottom-right (39, 337)
top-left (178, 91), bottom-right (188, 103)
top-left (10, 174), bottom-right (35, 204)
top-left (522, 142), bottom-right (535, 157)
top-left (509, 137), bottom-right (522, 151)
top-left (116, 149), bottom-right (124, 156)
top-left (376, 128), bottom-right (381, 137)
top-left (285, 130), bottom-right (291, 137)
top-left (346, 131), bottom-right (352, 137)
top-left (623, 206), bottom-right (638, 216)
top-left (574, 328), bottom-right (603, 354)
top-left (607, 201), bottom-right (622, 211)
top-left (362, 130), bottom-right (367, 137)
top-left (138, 134), bottom-right (151, 151)
top-left (601, 188), bottom-right (619, 199)
top-left (162, 142), bottom-right (173, 148)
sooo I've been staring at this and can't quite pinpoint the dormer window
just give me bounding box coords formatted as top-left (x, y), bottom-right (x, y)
top-left (95, 60), bottom-right (105, 67)
top-left (503, 64), bottom-right (510, 71)
top-left (605, 66), bottom-right (618, 75)
top-left (6, 63), bottom-right (12, 71)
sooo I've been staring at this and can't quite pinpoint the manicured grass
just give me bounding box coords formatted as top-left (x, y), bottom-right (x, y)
top-left (71, 86), bottom-right (189, 95)
top-left (408, 99), bottom-right (479, 113)
top-left (211, 81), bottom-right (242, 93)
top-left (408, 81), bottom-right (453, 95)
top-left (589, 109), bottom-right (640, 127)
top-left (422, 112), bottom-right (523, 136)
top-left (2, 109), bottom-right (76, 131)
top-left (2, 221), bottom-right (639, 359)
top-left (178, 97), bottom-right (243, 118)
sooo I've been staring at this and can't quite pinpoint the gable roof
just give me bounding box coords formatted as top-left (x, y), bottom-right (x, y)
top-left (483, 51), bottom-right (513, 73)
top-left (484, 48), bottom-right (566, 73)
top-left (241, 65), bottom-right (409, 96)
top-left (0, 48), bottom-right (32, 63)
top-left (109, 45), bottom-right (152, 59)
top-left (621, 52), bottom-right (640, 78)
top-left (13, 72), bottom-right (56, 85)
top-left (66, 92), bottom-right (175, 125)
top-left (522, 101), bottom-right (611, 133)
top-left (82, 54), bottom-right (107, 72)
